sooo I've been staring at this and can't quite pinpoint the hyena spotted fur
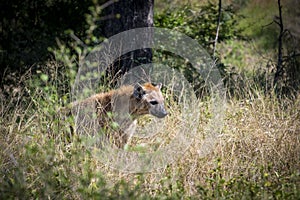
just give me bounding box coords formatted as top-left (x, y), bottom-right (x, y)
top-left (72, 83), bottom-right (167, 148)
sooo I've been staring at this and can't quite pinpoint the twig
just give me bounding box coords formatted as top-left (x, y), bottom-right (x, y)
top-left (262, 21), bottom-right (274, 28)
top-left (213, 0), bottom-right (222, 59)
top-left (274, 0), bottom-right (284, 87)
top-left (70, 32), bottom-right (87, 48)
top-left (99, 0), bottom-right (117, 10)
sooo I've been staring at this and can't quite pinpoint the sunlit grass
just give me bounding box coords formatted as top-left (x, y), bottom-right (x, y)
top-left (0, 63), bottom-right (299, 199)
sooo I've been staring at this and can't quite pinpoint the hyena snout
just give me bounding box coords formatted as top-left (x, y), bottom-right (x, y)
top-left (149, 103), bottom-right (168, 118)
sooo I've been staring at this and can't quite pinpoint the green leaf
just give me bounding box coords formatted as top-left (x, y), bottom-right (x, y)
top-left (40, 74), bottom-right (49, 82)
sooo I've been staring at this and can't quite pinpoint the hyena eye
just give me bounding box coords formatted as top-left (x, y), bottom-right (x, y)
top-left (149, 100), bottom-right (158, 105)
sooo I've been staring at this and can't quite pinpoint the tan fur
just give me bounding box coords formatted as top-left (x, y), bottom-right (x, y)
top-left (72, 83), bottom-right (167, 148)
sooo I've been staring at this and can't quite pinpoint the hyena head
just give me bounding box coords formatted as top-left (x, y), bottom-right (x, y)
top-left (132, 82), bottom-right (168, 118)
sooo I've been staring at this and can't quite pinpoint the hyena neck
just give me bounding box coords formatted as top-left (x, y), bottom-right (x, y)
top-left (115, 85), bottom-right (148, 118)
top-left (110, 85), bottom-right (143, 118)
top-left (129, 95), bottom-right (149, 118)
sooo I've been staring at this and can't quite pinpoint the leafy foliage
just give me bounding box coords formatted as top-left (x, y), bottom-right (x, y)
top-left (154, 3), bottom-right (243, 96)
top-left (155, 3), bottom-right (242, 53)
top-left (0, 0), bottom-right (94, 70)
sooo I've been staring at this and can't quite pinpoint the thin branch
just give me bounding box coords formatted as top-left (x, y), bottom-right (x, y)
top-left (213, 0), bottom-right (222, 59)
top-left (70, 32), bottom-right (87, 48)
top-left (283, 53), bottom-right (300, 62)
top-left (99, 14), bottom-right (116, 21)
top-left (99, 0), bottom-right (117, 10)
top-left (274, 0), bottom-right (284, 87)
top-left (262, 21), bottom-right (274, 29)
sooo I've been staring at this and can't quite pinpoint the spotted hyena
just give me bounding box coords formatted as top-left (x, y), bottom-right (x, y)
top-left (72, 82), bottom-right (167, 148)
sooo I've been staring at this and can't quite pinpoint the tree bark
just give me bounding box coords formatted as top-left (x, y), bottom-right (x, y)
top-left (103, 0), bottom-right (154, 80)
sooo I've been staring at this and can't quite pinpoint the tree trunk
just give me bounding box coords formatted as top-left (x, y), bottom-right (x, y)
top-left (103, 0), bottom-right (154, 80)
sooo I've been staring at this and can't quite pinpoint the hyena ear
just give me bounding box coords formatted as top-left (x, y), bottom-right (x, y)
top-left (155, 83), bottom-right (162, 90)
top-left (133, 84), bottom-right (146, 100)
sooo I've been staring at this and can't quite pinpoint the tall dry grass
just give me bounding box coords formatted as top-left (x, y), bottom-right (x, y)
top-left (0, 66), bottom-right (299, 199)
